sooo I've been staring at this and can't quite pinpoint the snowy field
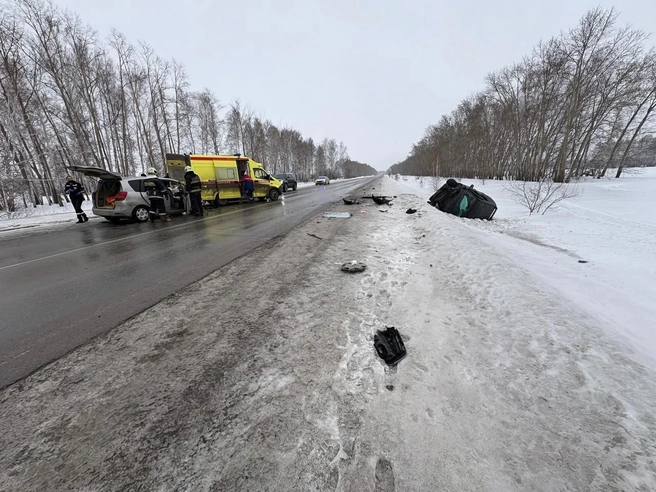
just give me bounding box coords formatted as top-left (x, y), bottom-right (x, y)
top-left (393, 169), bottom-right (656, 369)
top-left (1, 173), bottom-right (655, 490)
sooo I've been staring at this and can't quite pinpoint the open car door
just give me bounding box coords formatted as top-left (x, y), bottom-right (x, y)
top-left (161, 179), bottom-right (186, 214)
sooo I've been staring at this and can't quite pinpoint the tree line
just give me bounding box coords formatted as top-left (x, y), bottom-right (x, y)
top-left (0, 0), bottom-right (365, 211)
top-left (390, 8), bottom-right (656, 182)
top-left (341, 159), bottom-right (378, 178)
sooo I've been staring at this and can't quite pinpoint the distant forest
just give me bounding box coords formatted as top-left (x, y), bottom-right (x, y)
top-left (390, 8), bottom-right (656, 181)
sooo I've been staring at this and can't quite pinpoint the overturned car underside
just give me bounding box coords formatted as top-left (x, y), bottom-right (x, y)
top-left (428, 179), bottom-right (497, 220)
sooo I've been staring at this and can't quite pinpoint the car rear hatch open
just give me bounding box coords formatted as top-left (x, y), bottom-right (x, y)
top-left (68, 166), bottom-right (123, 209)
top-left (68, 166), bottom-right (122, 180)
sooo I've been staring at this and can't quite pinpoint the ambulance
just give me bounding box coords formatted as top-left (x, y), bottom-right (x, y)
top-left (166, 153), bottom-right (284, 206)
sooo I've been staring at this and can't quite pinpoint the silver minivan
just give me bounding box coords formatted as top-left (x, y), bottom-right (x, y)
top-left (69, 166), bottom-right (187, 223)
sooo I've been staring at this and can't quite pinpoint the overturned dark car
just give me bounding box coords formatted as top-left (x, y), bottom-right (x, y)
top-left (428, 179), bottom-right (497, 220)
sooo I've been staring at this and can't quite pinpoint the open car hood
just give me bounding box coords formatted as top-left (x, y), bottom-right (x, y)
top-left (68, 166), bottom-right (122, 180)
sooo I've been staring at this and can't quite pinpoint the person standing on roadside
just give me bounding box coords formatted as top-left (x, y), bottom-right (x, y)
top-left (184, 165), bottom-right (203, 216)
top-left (64, 174), bottom-right (88, 223)
top-left (144, 167), bottom-right (171, 222)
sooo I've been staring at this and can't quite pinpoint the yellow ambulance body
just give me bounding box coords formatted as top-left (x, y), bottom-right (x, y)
top-left (166, 153), bottom-right (283, 205)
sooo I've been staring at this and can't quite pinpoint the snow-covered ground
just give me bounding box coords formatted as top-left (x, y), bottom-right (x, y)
top-left (0, 199), bottom-right (90, 232)
top-left (1, 174), bottom-right (655, 491)
top-left (393, 169), bottom-right (656, 369)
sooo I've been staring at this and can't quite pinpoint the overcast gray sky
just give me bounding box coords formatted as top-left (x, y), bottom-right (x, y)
top-left (55, 0), bottom-right (655, 170)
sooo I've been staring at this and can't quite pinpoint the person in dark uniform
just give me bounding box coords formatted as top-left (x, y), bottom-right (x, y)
top-left (184, 165), bottom-right (203, 216)
top-left (144, 167), bottom-right (171, 222)
top-left (240, 171), bottom-right (255, 203)
top-left (64, 175), bottom-right (88, 223)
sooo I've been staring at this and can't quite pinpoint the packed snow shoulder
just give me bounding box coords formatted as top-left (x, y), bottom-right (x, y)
top-left (1, 176), bottom-right (655, 491)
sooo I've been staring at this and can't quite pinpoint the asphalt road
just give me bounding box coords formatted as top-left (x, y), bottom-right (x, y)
top-left (0, 177), bottom-right (378, 388)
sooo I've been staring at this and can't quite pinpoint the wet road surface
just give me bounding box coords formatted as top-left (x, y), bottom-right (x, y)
top-left (0, 178), bottom-right (377, 388)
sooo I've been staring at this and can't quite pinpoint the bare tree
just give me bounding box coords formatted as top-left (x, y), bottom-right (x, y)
top-left (392, 7), bottom-right (655, 188)
top-left (0, 0), bottom-right (357, 210)
top-left (505, 178), bottom-right (581, 215)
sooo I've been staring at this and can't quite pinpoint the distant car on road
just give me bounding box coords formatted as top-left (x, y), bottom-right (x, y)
top-left (273, 172), bottom-right (298, 192)
top-left (68, 166), bottom-right (187, 223)
top-left (315, 176), bottom-right (330, 185)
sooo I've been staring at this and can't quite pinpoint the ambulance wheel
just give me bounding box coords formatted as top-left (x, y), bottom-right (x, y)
top-left (215, 198), bottom-right (228, 207)
top-left (131, 205), bottom-right (150, 223)
top-left (269, 188), bottom-right (280, 201)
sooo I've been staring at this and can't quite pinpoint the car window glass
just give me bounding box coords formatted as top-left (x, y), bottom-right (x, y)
top-left (253, 169), bottom-right (267, 179)
top-left (128, 180), bottom-right (144, 192)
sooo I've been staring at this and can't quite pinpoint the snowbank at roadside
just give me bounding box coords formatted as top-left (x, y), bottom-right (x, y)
top-left (393, 169), bottom-right (656, 368)
top-left (0, 196), bottom-right (96, 232)
top-left (0, 209), bottom-right (80, 232)
top-left (356, 178), bottom-right (656, 490)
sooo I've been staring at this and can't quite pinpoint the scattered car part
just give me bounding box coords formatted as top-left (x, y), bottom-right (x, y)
top-left (342, 197), bottom-right (360, 205)
top-left (428, 178), bottom-right (497, 220)
top-left (372, 195), bottom-right (393, 205)
top-left (406, 208), bottom-right (417, 214)
top-left (341, 261), bottom-right (366, 273)
top-left (323, 212), bottom-right (352, 218)
top-left (307, 233), bottom-right (322, 240)
top-left (374, 326), bottom-right (407, 366)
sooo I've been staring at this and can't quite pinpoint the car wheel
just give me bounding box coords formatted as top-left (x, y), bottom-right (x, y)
top-left (269, 188), bottom-right (280, 201)
top-left (282, 183), bottom-right (287, 192)
top-left (293, 184), bottom-right (297, 191)
top-left (131, 205), bottom-right (149, 223)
